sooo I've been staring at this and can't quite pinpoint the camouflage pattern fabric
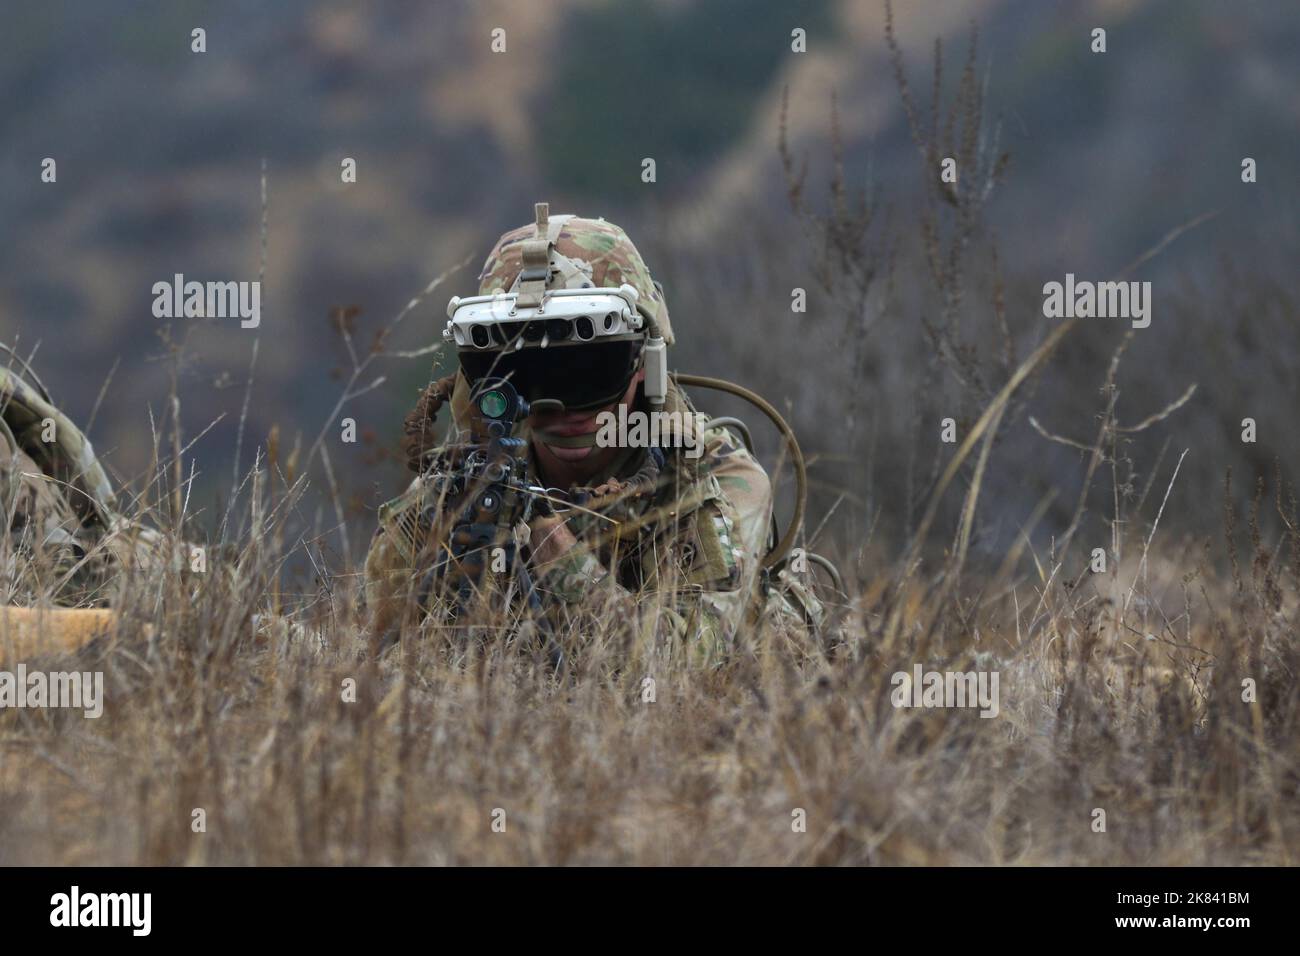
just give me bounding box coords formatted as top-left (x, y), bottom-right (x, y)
top-left (0, 360), bottom-right (168, 607)
top-left (0, 362), bottom-right (117, 522)
top-left (363, 378), bottom-right (812, 663)
top-left (0, 423), bottom-right (97, 605)
top-left (477, 214), bottom-right (674, 344)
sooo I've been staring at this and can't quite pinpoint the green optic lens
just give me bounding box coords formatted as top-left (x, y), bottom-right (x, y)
top-left (479, 389), bottom-right (508, 419)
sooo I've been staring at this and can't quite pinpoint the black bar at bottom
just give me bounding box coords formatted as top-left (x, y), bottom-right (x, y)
top-left (0, 865), bottom-right (1282, 942)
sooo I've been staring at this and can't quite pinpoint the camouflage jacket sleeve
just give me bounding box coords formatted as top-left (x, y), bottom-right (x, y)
top-left (362, 475), bottom-right (436, 642)
top-left (532, 427), bottom-right (774, 664)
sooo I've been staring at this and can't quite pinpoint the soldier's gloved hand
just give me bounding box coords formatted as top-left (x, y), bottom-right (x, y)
top-left (527, 513), bottom-right (577, 569)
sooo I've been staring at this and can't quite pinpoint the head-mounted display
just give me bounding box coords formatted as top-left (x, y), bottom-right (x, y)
top-left (446, 284), bottom-right (651, 411)
top-left (445, 203), bottom-right (669, 413)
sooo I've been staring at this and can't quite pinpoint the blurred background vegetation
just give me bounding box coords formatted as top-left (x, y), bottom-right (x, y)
top-left (2, 0), bottom-right (1298, 572)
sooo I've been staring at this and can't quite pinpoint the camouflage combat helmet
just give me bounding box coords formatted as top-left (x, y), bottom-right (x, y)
top-left (476, 205), bottom-right (673, 344)
top-left (441, 203), bottom-right (677, 432)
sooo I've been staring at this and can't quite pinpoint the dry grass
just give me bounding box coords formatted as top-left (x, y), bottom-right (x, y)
top-left (0, 445), bottom-right (1295, 866)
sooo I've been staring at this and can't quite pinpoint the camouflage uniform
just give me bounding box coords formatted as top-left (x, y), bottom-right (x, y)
top-left (526, 386), bottom-right (785, 662)
top-left (366, 375), bottom-right (803, 660)
top-left (364, 212), bottom-right (816, 659)
top-left (0, 356), bottom-right (166, 607)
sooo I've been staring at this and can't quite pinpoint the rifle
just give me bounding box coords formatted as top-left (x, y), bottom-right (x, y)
top-left (412, 377), bottom-right (566, 628)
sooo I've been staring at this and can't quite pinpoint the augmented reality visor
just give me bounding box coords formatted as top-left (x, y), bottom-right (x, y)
top-left (446, 286), bottom-right (647, 412)
top-left (458, 339), bottom-right (642, 412)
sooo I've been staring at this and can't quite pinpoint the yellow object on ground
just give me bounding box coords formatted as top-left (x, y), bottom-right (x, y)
top-left (0, 606), bottom-right (117, 663)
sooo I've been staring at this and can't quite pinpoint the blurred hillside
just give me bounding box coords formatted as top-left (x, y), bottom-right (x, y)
top-left (1, 0), bottom-right (1298, 561)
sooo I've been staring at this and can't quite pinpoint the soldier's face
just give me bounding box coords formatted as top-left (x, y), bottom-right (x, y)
top-left (531, 368), bottom-right (645, 477)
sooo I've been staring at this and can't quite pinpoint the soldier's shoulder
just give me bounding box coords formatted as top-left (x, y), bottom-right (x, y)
top-left (697, 424), bottom-right (770, 510)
